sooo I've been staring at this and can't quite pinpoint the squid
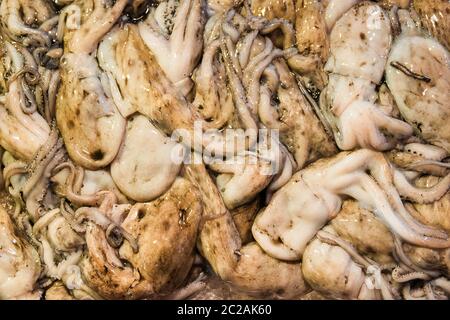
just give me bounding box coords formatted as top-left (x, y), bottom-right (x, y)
top-left (79, 178), bottom-right (204, 299)
top-left (138, 0), bottom-right (206, 96)
top-left (185, 163), bottom-right (308, 298)
top-left (0, 0), bottom-right (55, 47)
top-left (252, 149), bottom-right (450, 261)
top-left (0, 41), bottom-right (51, 161)
top-left (0, 206), bottom-right (41, 299)
top-left (303, 227), bottom-right (398, 300)
top-left (319, 2), bottom-right (413, 151)
top-left (56, 0), bottom-right (128, 169)
top-left (386, 33), bottom-right (450, 152)
top-left (110, 115), bottom-right (183, 202)
top-left (413, 0), bottom-right (449, 51)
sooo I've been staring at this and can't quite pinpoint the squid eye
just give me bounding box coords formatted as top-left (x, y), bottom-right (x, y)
top-left (137, 209), bottom-right (145, 220)
top-left (106, 225), bottom-right (124, 248)
top-left (124, 0), bottom-right (155, 23)
top-left (271, 93), bottom-right (280, 105)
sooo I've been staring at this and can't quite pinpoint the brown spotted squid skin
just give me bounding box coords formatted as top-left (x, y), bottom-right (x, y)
top-left (81, 177), bottom-right (202, 299)
top-left (185, 164), bottom-right (308, 299)
top-left (56, 0), bottom-right (128, 170)
top-left (413, 0), bottom-right (450, 51)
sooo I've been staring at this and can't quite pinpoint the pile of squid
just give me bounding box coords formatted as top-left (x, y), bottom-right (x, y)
top-left (0, 0), bottom-right (449, 300)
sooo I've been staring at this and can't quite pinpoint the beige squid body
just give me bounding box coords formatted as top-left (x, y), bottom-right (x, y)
top-left (56, 53), bottom-right (126, 170)
top-left (323, 0), bottom-right (360, 31)
top-left (302, 234), bottom-right (374, 299)
top-left (386, 36), bottom-right (450, 152)
top-left (110, 115), bottom-right (182, 203)
top-left (56, 0), bottom-right (129, 170)
top-left (251, 0), bottom-right (296, 22)
top-left (0, 207), bottom-right (41, 299)
top-left (81, 177), bottom-right (202, 299)
top-left (119, 178), bottom-right (202, 295)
